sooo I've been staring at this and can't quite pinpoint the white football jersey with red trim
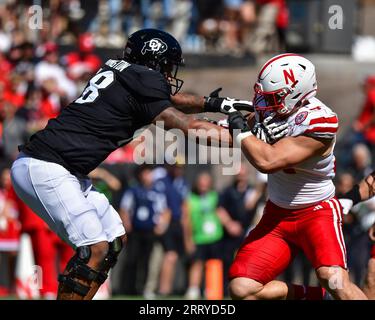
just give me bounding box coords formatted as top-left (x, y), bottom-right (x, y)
top-left (268, 97), bottom-right (338, 209)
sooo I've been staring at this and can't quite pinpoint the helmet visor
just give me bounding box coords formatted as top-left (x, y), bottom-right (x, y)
top-left (253, 83), bottom-right (290, 121)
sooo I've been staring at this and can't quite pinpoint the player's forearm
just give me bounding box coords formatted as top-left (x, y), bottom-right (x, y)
top-left (239, 130), bottom-right (329, 173)
top-left (155, 107), bottom-right (232, 146)
top-left (170, 92), bottom-right (205, 114)
top-left (227, 111), bottom-right (289, 173)
top-left (188, 119), bottom-right (233, 146)
top-left (240, 135), bottom-right (283, 173)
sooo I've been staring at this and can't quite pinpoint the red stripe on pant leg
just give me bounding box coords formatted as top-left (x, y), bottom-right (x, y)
top-left (331, 198), bottom-right (347, 257)
top-left (334, 198), bottom-right (347, 257)
top-left (330, 198), bottom-right (347, 262)
top-left (327, 199), bottom-right (347, 268)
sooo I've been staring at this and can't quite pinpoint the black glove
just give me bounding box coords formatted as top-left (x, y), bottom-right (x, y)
top-left (204, 87), bottom-right (223, 112)
top-left (228, 111), bottom-right (251, 136)
top-left (204, 88), bottom-right (253, 113)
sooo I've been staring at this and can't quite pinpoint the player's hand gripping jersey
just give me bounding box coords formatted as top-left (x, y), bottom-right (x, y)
top-left (20, 60), bottom-right (171, 176)
top-left (268, 97), bottom-right (338, 209)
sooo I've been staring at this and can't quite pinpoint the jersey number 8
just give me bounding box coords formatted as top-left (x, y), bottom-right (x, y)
top-left (75, 70), bottom-right (114, 104)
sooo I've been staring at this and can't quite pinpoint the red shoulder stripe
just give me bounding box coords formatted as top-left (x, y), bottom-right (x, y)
top-left (309, 116), bottom-right (338, 125)
top-left (305, 127), bottom-right (338, 134)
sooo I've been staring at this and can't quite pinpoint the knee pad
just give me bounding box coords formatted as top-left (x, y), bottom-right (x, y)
top-left (58, 238), bottom-right (123, 297)
top-left (58, 246), bottom-right (108, 297)
top-left (101, 236), bottom-right (124, 272)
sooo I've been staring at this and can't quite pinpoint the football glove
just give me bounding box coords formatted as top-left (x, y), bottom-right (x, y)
top-left (204, 88), bottom-right (253, 114)
top-left (339, 184), bottom-right (362, 215)
top-left (228, 111), bottom-right (251, 135)
top-left (338, 198), bottom-right (353, 215)
top-left (252, 114), bottom-right (289, 144)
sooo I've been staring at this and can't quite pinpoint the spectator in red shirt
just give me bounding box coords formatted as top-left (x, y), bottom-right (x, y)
top-left (63, 33), bottom-right (102, 83)
top-left (0, 167), bottom-right (20, 296)
top-left (2, 73), bottom-right (26, 110)
top-left (6, 185), bottom-right (74, 299)
top-left (0, 52), bottom-right (12, 78)
top-left (34, 42), bottom-right (77, 103)
top-left (251, 0), bottom-right (288, 54)
top-left (353, 76), bottom-right (375, 147)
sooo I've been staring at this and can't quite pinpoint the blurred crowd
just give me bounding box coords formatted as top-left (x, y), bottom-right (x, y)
top-left (334, 75), bottom-right (375, 288)
top-left (0, 0), bottom-right (374, 300)
top-left (1, 0), bottom-right (288, 55)
top-left (111, 163), bottom-right (267, 298)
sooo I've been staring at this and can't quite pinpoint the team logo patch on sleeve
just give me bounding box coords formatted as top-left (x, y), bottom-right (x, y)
top-left (141, 38), bottom-right (168, 55)
top-left (295, 111), bottom-right (308, 125)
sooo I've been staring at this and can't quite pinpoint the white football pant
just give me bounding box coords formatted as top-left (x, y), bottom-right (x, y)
top-left (11, 153), bottom-right (125, 249)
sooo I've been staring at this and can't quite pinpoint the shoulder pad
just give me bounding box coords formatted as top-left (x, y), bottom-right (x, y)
top-left (290, 104), bottom-right (338, 139)
top-left (117, 63), bottom-right (171, 100)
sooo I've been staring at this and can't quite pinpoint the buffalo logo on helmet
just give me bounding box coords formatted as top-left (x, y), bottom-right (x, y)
top-left (141, 38), bottom-right (168, 55)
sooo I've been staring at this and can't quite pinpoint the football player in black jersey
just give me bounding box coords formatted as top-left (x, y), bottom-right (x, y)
top-left (10, 29), bottom-right (252, 300)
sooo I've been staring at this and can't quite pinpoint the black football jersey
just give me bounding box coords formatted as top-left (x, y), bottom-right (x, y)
top-left (20, 59), bottom-right (171, 176)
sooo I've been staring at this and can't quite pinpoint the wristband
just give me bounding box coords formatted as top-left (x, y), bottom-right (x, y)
top-left (234, 131), bottom-right (253, 146)
top-left (343, 184), bottom-right (361, 206)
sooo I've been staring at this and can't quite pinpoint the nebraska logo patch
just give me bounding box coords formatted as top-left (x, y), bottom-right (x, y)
top-left (295, 111), bottom-right (308, 125)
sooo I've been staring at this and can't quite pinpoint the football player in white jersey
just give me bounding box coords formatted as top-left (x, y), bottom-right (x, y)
top-left (226, 53), bottom-right (367, 300)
